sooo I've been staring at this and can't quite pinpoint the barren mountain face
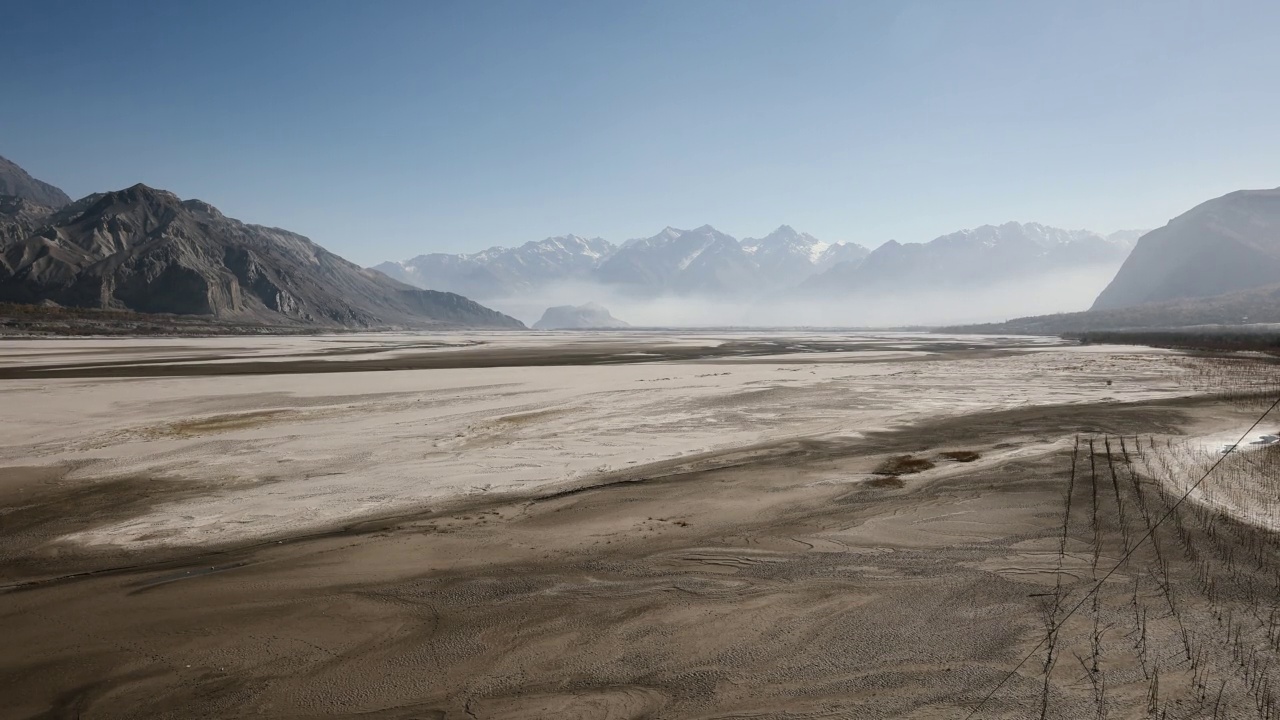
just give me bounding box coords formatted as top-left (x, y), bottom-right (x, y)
top-left (0, 195), bottom-right (55, 253)
top-left (0, 183), bottom-right (524, 329)
top-left (0, 154), bottom-right (71, 208)
top-left (1093, 188), bottom-right (1280, 310)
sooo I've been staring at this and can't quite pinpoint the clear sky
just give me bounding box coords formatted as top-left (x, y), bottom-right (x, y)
top-left (3, 0), bottom-right (1279, 265)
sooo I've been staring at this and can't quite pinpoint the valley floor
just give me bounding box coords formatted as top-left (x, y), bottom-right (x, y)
top-left (2, 332), bottom-right (1279, 719)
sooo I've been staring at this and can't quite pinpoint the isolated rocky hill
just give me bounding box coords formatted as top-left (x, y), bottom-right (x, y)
top-left (532, 302), bottom-right (630, 329)
top-left (1092, 188), bottom-right (1280, 310)
top-left (0, 155), bottom-right (71, 208)
top-left (0, 182), bottom-right (523, 329)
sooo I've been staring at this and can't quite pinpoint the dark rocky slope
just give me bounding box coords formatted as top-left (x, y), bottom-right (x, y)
top-left (1093, 188), bottom-right (1280, 310)
top-left (0, 155), bottom-right (71, 208)
top-left (0, 184), bottom-right (523, 329)
top-left (0, 196), bottom-right (56, 250)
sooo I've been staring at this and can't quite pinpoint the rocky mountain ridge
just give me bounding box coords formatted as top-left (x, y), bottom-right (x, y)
top-left (807, 222), bottom-right (1137, 292)
top-left (376, 224), bottom-right (873, 299)
top-left (375, 234), bottom-right (616, 300)
top-left (0, 154), bottom-right (71, 208)
top-left (943, 187), bottom-right (1280, 334)
top-left (0, 176), bottom-right (523, 329)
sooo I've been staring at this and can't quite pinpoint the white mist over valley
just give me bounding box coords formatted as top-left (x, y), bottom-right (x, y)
top-left (477, 263), bottom-right (1125, 328)
top-left (374, 223), bottom-right (1142, 327)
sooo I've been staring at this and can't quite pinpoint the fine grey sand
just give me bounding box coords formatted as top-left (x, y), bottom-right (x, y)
top-left (3, 332), bottom-right (1279, 719)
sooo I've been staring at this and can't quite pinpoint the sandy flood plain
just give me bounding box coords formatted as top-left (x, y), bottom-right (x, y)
top-left (1, 331), bottom-right (1277, 719)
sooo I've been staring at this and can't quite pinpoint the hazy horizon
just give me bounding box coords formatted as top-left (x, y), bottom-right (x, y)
top-left (460, 261), bottom-right (1121, 328)
top-left (5, 1), bottom-right (1280, 266)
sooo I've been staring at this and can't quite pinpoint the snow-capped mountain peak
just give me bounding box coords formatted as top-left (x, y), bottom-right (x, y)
top-left (741, 226), bottom-right (869, 279)
top-left (370, 220), bottom-right (1133, 302)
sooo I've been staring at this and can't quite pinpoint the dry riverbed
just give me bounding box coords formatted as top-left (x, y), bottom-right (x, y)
top-left (1, 331), bottom-right (1276, 719)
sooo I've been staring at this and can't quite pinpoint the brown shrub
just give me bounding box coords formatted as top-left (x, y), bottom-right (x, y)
top-left (873, 455), bottom-right (936, 476)
top-left (939, 450), bottom-right (981, 463)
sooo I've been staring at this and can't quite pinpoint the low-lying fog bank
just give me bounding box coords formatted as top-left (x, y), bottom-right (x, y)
top-left (482, 265), bottom-right (1122, 327)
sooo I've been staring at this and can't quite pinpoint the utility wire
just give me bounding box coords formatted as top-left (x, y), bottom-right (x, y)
top-left (961, 394), bottom-right (1280, 719)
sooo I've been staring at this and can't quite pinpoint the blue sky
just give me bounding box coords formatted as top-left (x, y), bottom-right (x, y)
top-left (3, 0), bottom-right (1279, 264)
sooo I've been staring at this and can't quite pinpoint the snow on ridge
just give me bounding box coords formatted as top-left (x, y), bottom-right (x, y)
top-left (677, 236), bottom-right (718, 271)
top-left (807, 240), bottom-right (830, 263)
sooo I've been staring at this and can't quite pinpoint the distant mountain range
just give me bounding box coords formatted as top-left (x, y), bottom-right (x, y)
top-left (375, 224), bottom-right (871, 298)
top-left (807, 223), bottom-right (1138, 293)
top-left (375, 234), bottom-right (616, 300)
top-left (0, 155), bottom-right (523, 329)
top-left (375, 222), bottom-right (1137, 301)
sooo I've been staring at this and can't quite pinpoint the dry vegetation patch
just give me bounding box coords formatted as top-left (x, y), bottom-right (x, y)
top-left (163, 410), bottom-right (294, 436)
top-left (494, 408), bottom-right (567, 426)
top-left (873, 454), bottom-right (936, 476)
top-left (939, 450), bottom-right (982, 462)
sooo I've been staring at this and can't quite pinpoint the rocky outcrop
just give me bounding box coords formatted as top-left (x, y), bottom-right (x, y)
top-left (532, 302), bottom-right (630, 329)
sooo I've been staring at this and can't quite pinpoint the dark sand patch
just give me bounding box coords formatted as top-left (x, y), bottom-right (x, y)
top-left (0, 466), bottom-right (213, 585)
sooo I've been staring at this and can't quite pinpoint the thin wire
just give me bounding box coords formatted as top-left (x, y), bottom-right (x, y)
top-left (961, 393), bottom-right (1280, 719)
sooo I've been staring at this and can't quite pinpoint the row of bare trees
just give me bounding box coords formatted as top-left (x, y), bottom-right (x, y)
top-left (1037, 427), bottom-right (1280, 719)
